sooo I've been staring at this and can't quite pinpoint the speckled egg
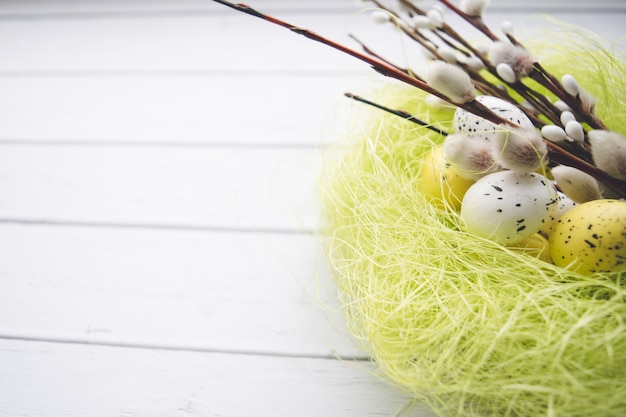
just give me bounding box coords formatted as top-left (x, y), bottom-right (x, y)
top-left (417, 145), bottom-right (475, 211)
top-left (549, 199), bottom-right (626, 275)
top-left (539, 191), bottom-right (577, 237)
top-left (454, 95), bottom-right (534, 140)
top-left (461, 171), bottom-right (558, 245)
top-left (510, 233), bottom-right (552, 263)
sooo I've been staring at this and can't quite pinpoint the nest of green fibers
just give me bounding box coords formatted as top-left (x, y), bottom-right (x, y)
top-left (319, 63), bottom-right (626, 416)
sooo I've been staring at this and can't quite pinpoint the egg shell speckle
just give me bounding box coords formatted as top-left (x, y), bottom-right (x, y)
top-left (461, 171), bottom-right (558, 245)
top-left (454, 95), bottom-right (534, 140)
top-left (549, 199), bottom-right (626, 275)
top-left (539, 191), bottom-right (577, 237)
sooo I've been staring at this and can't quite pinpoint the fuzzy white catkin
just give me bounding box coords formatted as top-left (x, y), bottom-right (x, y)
top-left (554, 100), bottom-right (571, 112)
top-left (552, 165), bottom-right (601, 203)
top-left (465, 56), bottom-right (485, 71)
top-left (457, 53), bottom-right (483, 70)
top-left (443, 133), bottom-right (499, 179)
top-left (432, 4), bottom-right (445, 17)
top-left (561, 74), bottom-right (580, 96)
top-left (460, 0), bottom-right (490, 16)
top-left (541, 125), bottom-right (567, 143)
top-left (438, 46), bottom-right (458, 63)
top-left (489, 41), bottom-right (535, 77)
top-left (588, 130), bottom-right (626, 180)
top-left (371, 10), bottom-right (389, 24)
top-left (477, 42), bottom-right (490, 56)
top-left (579, 86), bottom-right (597, 113)
top-left (427, 9), bottom-right (444, 28)
top-left (496, 63), bottom-right (517, 83)
top-left (425, 61), bottom-right (477, 104)
top-left (560, 110), bottom-right (576, 125)
top-left (565, 120), bottom-right (585, 143)
top-left (412, 15), bottom-right (434, 30)
top-left (501, 20), bottom-right (514, 35)
top-left (494, 128), bottom-right (547, 173)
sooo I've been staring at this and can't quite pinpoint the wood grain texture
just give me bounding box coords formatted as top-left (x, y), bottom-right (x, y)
top-left (0, 7), bottom-right (623, 75)
top-left (0, 76), bottom-right (363, 145)
top-left (0, 223), bottom-right (361, 357)
top-left (0, 145), bottom-right (321, 231)
top-left (0, 339), bottom-right (437, 417)
top-left (0, 0), bottom-right (623, 16)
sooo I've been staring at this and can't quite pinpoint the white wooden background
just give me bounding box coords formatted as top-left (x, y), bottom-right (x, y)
top-left (0, 1), bottom-right (623, 416)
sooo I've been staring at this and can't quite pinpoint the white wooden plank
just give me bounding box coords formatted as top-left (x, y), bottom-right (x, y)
top-left (0, 223), bottom-right (361, 358)
top-left (0, 75), bottom-right (364, 145)
top-left (0, 11), bottom-right (622, 73)
top-left (0, 339), bottom-right (437, 417)
top-left (0, 13), bottom-right (367, 73)
top-left (0, 0), bottom-right (623, 16)
top-left (0, 145), bottom-right (321, 231)
top-left (0, 0), bottom-right (360, 16)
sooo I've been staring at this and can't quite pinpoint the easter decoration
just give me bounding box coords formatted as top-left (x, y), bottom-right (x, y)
top-left (213, 0), bottom-right (625, 416)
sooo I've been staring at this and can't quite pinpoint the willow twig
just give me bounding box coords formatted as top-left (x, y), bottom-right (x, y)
top-left (211, 0), bottom-right (626, 197)
top-left (210, 0), bottom-right (512, 127)
top-left (345, 92), bottom-right (449, 136)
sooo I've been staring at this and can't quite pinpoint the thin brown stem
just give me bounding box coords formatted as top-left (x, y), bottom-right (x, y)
top-left (210, 0), bottom-right (511, 127)
top-left (345, 93), bottom-right (449, 136)
top-left (438, 23), bottom-right (490, 66)
top-left (470, 77), bottom-right (508, 99)
top-left (431, 30), bottom-right (471, 58)
top-left (531, 64), bottom-right (606, 130)
top-left (510, 82), bottom-right (559, 127)
top-left (367, 0), bottom-right (448, 63)
top-left (348, 34), bottom-right (416, 79)
top-left (546, 142), bottom-right (626, 196)
top-left (211, 0), bottom-right (625, 198)
top-left (437, 0), bottom-right (500, 41)
top-left (397, 0), bottom-right (426, 17)
top-left (505, 32), bottom-right (523, 47)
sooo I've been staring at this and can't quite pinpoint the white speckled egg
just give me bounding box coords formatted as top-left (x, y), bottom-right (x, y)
top-left (549, 199), bottom-right (626, 275)
top-left (461, 171), bottom-right (558, 245)
top-left (454, 95), bottom-right (534, 140)
top-left (539, 191), bottom-right (577, 237)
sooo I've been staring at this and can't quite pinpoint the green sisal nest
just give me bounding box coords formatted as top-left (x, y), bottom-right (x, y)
top-left (320, 39), bottom-right (626, 417)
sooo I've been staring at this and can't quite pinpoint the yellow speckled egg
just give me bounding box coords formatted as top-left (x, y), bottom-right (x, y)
top-left (418, 145), bottom-right (475, 211)
top-left (549, 199), bottom-right (626, 275)
top-left (510, 233), bottom-right (552, 263)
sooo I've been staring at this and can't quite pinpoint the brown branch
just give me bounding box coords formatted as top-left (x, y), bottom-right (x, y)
top-left (211, 0), bottom-right (626, 198)
top-left (438, 22), bottom-right (490, 66)
top-left (345, 93), bottom-right (449, 136)
top-left (546, 142), bottom-right (626, 196)
top-left (210, 0), bottom-right (512, 127)
top-left (437, 0), bottom-right (500, 41)
top-left (367, 0), bottom-right (449, 63)
top-left (348, 34), bottom-right (416, 79)
top-left (531, 64), bottom-right (606, 130)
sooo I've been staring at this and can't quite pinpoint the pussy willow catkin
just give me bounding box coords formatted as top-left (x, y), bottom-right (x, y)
top-left (320, 35), bottom-right (626, 417)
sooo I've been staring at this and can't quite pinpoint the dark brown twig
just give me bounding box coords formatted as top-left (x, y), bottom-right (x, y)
top-left (437, 0), bottom-right (500, 41)
top-left (345, 92), bottom-right (449, 136)
top-left (530, 64), bottom-right (606, 130)
top-left (211, 0), bottom-right (626, 197)
top-left (210, 0), bottom-right (511, 127)
top-left (348, 34), bottom-right (416, 78)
